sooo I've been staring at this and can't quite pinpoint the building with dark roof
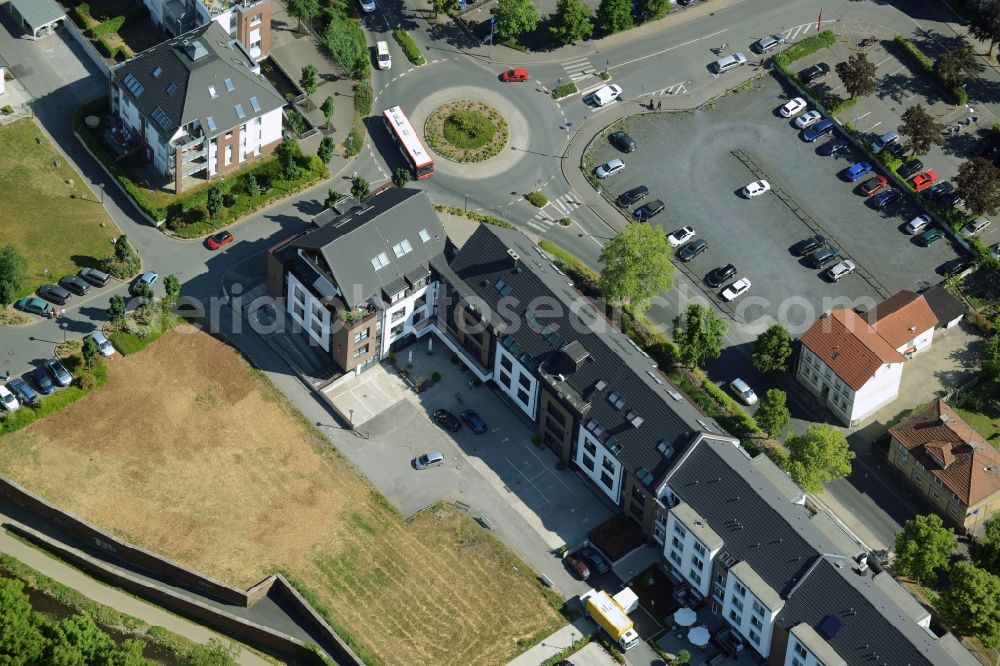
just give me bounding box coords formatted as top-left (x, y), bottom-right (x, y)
top-left (140, 0), bottom-right (271, 59)
top-left (109, 20), bottom-right (283, 194)
top-left (922, 284), bottom-right (966, 330)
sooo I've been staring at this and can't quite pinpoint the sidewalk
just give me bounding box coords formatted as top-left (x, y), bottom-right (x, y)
top-left (505, 617), bottom-right (596, 666)
top-left (0, 521), bottom-right (269, 666)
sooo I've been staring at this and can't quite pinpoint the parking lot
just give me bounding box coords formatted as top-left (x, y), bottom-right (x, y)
top-left (585, 76), bottom-right (962, 333)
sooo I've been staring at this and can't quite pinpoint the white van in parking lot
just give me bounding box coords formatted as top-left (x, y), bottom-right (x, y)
top-left (376, 41), bottom-right (391, 70)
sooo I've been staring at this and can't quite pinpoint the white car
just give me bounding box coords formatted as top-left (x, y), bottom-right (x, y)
top-left (594, 158), bottom-right (625, 179)
top-left (962, 217), bottom-right (992, 237)
top-left (358, 0), bottom-right (376, 12)
top-left (590, 84), bottom-right (623, 107)
top-left (779, 98), bottom-right (807, 118)
top-left (742, 180), bottom-right (771, 198)
top-left (730, 378), bottom-right (758, 405)
top-left (87, 330), bottom-right (116, 357)
top-left (0, 384), bottom-right (20, 412)
top-left (666, 226), bottom-right (695, 248)
top-left (905, 214), bottom-right (932, 234)
top-left (721, 278), bottom-right (751, 301)
top-left (794, 110), bottom-right (823, 129)
top-left (828, 259), bottom-right (857, 281)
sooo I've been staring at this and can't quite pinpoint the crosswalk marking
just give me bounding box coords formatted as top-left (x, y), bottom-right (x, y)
top-left (783, 23), bottom-right (818, 41)
top-left (526, 209), bottom-right (554, 233)
top-left (549, 193), bottom-right (581, 216)
top-left (648, 81), bottom-right (688, 96)
top-left (561, 56), bottom-right (596, 82)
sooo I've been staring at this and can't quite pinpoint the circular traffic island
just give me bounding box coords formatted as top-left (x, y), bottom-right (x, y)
top-left (424, 100), bottom-right (509, 163)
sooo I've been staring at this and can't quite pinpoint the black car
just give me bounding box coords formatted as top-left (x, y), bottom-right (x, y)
top-left (633, 199), bottom-right (664, 221)
top-left (809, 246), bottom-right (841, 268)
top-left (432, 408), bottom-right (462, 432)
top-left (677, 238), bottom-right (708, 262)
top-left (872, 188), bottom-right (903, 209)
top-left (928, 181), bottom-right (955, 200)
top-left (609, 131), bottom-right (637, 153)
top-left (617, 186), bottom-right (649, 207)
top-left (791, 235), bottom-right (827, 256)
top-left (817, 138), bottom-right (848, 156)
top-left (887, 142), bottom-right (908, 159)
top-left (78, 267), bottom-right (110, 287)
top-left (38, 284), bottom-right (72, 305)
top-left (941, 257), bottom-right (974, 277)
top-left (59, 275), bottom-right (91, 296)
top-left (31, 367), bottom-right (55, 395)
top-left (897, 159), bottom-right (924, 179)
top-left (705, 264), bottom-right (737, 288)
top-left (800, 62), bottom-right (831, 83)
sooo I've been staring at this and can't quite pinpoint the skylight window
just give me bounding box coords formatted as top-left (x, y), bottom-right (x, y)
top-left (150, 106), bottom-right (172, 131)
top-left (249, 96), bottom-right (261, 113)
top-left (152, 66), bottom-right (163, 78)
top-left (166, 82), bottom-right (177, 96)
top-left (208, 85), bottom-right (217, 98)
top-left (224, 78), bottom-right (235, 92)
top-left (370, 252), bottom-right (390, 270)
top-left (392, 239), bottom-right (412, 258)
top-left (418, 229), bottom-right (431, 243)
top-left (495, 279), bottom-right (512, 297)
top-left (122, 73), bottom-right (144, 97)
top-left (205, 116), bottom-right (217, 132)
top-left (234, 104), bottom-right (246, 119)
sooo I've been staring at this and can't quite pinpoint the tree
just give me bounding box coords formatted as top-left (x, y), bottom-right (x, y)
top-left (324, 189), bottom-right (342, 209)
top-left (285, 0), bottom-right (319, 34)
top-left (755, 389), bottom-right (791, 438)
top-left (108, 294), bottom-right (126, 326)
top-left (834, 52), bottom-right (877, 98)
top-left (971, 517), bottom-right (1000, 576)
top-left (598, 223), bottom-right (674, 313)
top-left (672, 303), bottom-right (727, 368)
top-left (982, 335), bottom-right (1000, 384)
top-left (392, 167), bottom-right (410, 188)
top-left (0, 578), bottom-right (47, 664)
top-left (956, 156), bottom-right (1000, 216)
top-left (317, 136), bottom-right (335, 164)
top-left (82, 336), bottom-right (100, 368)
top-left (897, 104), bottom-right (944, 156)
top-left (184, 638), bottom-right (241, 666)
top-left (351, 176), bottom-right (370, 200)
top-left (0, 244), bottom-right (27, 306)
top-left (320, 95), bottom-right (335, 128)
top-left (893, 514), bottom-right (956, 583)
top-left (937, 563), bottom-right (1000, 648)
top-left (164, 274), bottom-right (181, 299)
top-left (299, 64), bottom-right (318, 95)
top-left (494, 0), bottom-right (540, 41)
top-left (114, 235), bottom-right (136, 263)
top-left (785, 424), bottom-right (854, 492)
top-left (674, 649), bottom-right (691, 665)
top-left (322, 20), bottom-right (368, 78)
top-left (751, 324), bottom-right (793, 373)
top-left (245, 173), bottom-right (261, 198)
top-left (206, 186), bottom-right (223, 219)
top-left (969, 0), bottom-right (1000, 57)
top-left (596, 0), bottom-right (633, 35)
top-left (432, 0), bottom-right (459, 17)
top-left (641, 0), bottom-right (671, 21)
top-left (935, 38), bottom-right (984, 88)
top-left (549, 0), bottom-right (593, 46)
top-left (276, 140), bottom-right (302, 180)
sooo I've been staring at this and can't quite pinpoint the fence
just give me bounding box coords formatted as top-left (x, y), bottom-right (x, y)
top-left (63, 18), bottom-right (111, 78)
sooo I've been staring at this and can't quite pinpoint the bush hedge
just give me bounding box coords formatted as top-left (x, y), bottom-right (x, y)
top-left (74, 3), bottom-right (99, 30)
top-left (434, 204), bottom-right (514, 229)
top-left (393, 29), bottom-right (426, 66)
top-left (525, 191), bottom-right (548, 207)
top-left (90, 15), bottom-right (125, 38)
top-left (893, 35), bottom-right (966, 105)
top-left (774, 30), bottom-right (836, 70)
top-left (355, 78), bottom-right (374, 116)
top-left (551, 82), bottom-right (578, 99)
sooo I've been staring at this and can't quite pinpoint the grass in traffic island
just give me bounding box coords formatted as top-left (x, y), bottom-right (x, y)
top-left (424, 100), bottom-right (509, 163)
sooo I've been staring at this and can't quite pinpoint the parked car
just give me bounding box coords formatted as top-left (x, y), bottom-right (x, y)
top-left (412, 451), bottom-right (445, 470)
top-left (905, 214), bottom-right (933, 234)
top-left (845, 162), bottom-right (874, 181)
top-left (917, 227), bottom-right (945, 246)
top-left (794, 110), bottom-right (823, 129)
top-left (911, 170), bottom-right (938, 192)
top-left (594, 158), bottom-right (625, 179)
top-left (860, 175), bottom-right (888, 196)
top-left (86, 330), bottom-right (116, 357)
top-left (705, 264), bottom-right (737, 288)
top-left (666, 226), bottom-right (695, 247)
top-left (564, 553), bottom-right (590, 581)
top-left (721, 278), bottom-right (751, 301)
top-left (432, 408), bottom-right (461, 432)
top-left (609, 131), bottom-right (637, 153)
top-left (897, 159), bottom-right (924, 179)
top-left (590, 84), bottom-right (623, 107)
top-left (928, 181), bottom-right (955, 201)
top-left (59, 275), bottom-right (91, 296)
top-left (633, 199), bottom-right (665, 220)
top-left (872, 188), bottom-right (902, 209)
top-left (580, 546), bottom-right (611, 574)
top-left (941, 257), bottom-right (974, 277)
top-left (729, 378), bottom-right (758, 405)
top-left (677, 238), bottom-right (708, 262)
top-left (753, 34), bottom-right (786, 53)
top-left (38, 284), bottom-right (71, 305)
top-left (990, 242), bottom-right (1000, 260)
top-left (617, 186), bottom-right (649, 207)
top-left (460, 409), bottom-right (487, 433)
top-left (14, 297), bottom-right (52, 317)
top-left (818, 138), bottom-right (849, 156)
top-left (8, 377), bottom-right (39, 407)
top-left (206, 230), bottom-right (234, 250)
top-left (888, 142), bottom-right (908, 159)
top-left (31, 368), bottom-right (55, 395)
top-left (742, 180), bottom-right (771, 198)
top-left (78, 267), bottom-right (111, 287)
top-left (712, 52), bottom-right (748, 73)
top-left (871, 130), bottom-right (899, 154)
top-left (45, 358), bottom-right (72, 387)
top-left (809, 246), bottom-right (841, 268)
top-left (962, 218), bottom-right (992, 236)
top-left (800, 62), bottom-right (830, 83)
top-left (500, 68), bottom-right (529, 82)
top-left (791, 235), bottom-right (827, 256)
top-left (358, 0), bottom-right (376, 12)
top-left (803, 118), bottom-right (835, 142)
top-left (0, 384), bottom-right (19, 411)
top-left (130, 271), bottom-right (159, 295)
top-left (779, 97), bottom-right (807, 118)
top-left (827, 259), bottom-right (857, 281)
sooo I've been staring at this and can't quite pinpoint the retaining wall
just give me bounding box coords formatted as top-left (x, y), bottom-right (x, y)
top-left (63, 18), bottom-right (110, 78)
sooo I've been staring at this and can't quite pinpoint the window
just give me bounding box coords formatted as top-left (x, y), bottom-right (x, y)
top-left (732, 597), bottom-right (743, 612)
top-left (729, 610), bottom-right (742, 625)
top-left (581, 455), bottom-right (594, 471)
top-left (166, 82), bottom-right (177, 96)
top-left (208, 85), bottom-right (217, 98)
top-left (734, 582), bottom-right (746, 597)
top-left (753, 600), bottom-right (765, 617)
top-left (674, 525), bottom-right (687, 539)
top-left (352, 344), bottom-right (369, 359)
top-left (224, 78), bottom-right (235, 92)
top-left (600, 470), bottom-right (613, 489)
top-left (494, 279), bottom-right (512, 296)
top-left (414, 295), bottom-right (427, 310)
top-left (671, 536), bottom-right (683, 550)
top-left (250, 38), bottom-right (262, 52)
top-left (629, 501), bottom-right (643, 520)
top-left (548, 408), bottom-right (566, 426)
top-left (688, 570), bottom-right (702, 585)
top-left (693, 542), bottom-right (706, 556)
top-left (632, 486), bottom-right (644, 502)
top-left (249, 96), bottom-right (261, 113)
top-left (419, 228), bottom-right (431, 242)
top-left (748, 630), bottom-right (760, 644)
top-left (690, 555), bottom-right (703, 569)
top-left (584, 441), bottom-right (597, 456)
top-left (518, 373), bottom-right (531, 390)
top-left (500, 355), bottom-right (513, 372)
top-left (152, 65), bottom-right (163, 78)
top-left (250, 13), bottom-right (262, 24)
top-left (653, 514), bottom-right (667, 544)
top-left (517, 388), bottom-right (530, 405)
top-left (371, 252), bottom-right (390, 270)
top-left (499, 371), bottom-right (511, 388)
top-left (602, 457), bottom-right (615, 473)
top-left (353, 329), bottom-right (369, 343)
top-left (390, 323), bottom-right (404, 337)
top-left (670, 551), bottom-right (682, 567)
top-left (391, 309), bottom-right (406, 323)
top-left (392, 239), bottom-right (413, 257)
top-left (150, 106), bottom-right (172, 131)
top-left (122, 73), bottom-right (144, 97)
top-left (794, 643), bottom-right (808, 658)
top-left (750, 615), bottom-right (763, 630)
top-left (225, 146), bottom-right (232, 166)
top-left (235, 104), bottom-right (246, 119)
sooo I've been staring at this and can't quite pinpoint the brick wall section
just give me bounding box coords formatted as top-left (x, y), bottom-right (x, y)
top-left (237, 0), bottom-right (271, 57)
top-left (215, 126), bottom-right (241, 177)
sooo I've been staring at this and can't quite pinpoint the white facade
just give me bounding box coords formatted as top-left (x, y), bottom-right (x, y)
top-left (722, 572), bottom-right (779, 658)
top-left (663, 512), bottom-right (717, 597)
top-left (784, 636), bottom-right (833, 666)
top-left (892, 325), bottom-right (934, 358)
top-left (494, 346), bottom-right (538, 420)
top-left (286, 272), bottom-right (331, 352)
top-left (380, 282), bottom-right (436, 356)
top-left (796, 347), bottom-right (904, 427)
top-left (574, 427), bottom-right (623, 504)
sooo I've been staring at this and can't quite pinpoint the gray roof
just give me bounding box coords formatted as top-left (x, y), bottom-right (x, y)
top-left (666, 437), bottom-right (976, 665)
top-left (289, 189), bottom-right (447, 308)
top-left (10, 0), bottom-right (64, 29)
top-left (111, 21), bottom-right (283, 139)
top-left (922, 284), bottom-right (965, 325)
top-left (447, 224), bottom-right (714, 479)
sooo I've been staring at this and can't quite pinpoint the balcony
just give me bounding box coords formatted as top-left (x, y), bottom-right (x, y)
top-left (182, 158), bottom-right (209, 177)
top-left (180, 146), bottom-right (207, 163)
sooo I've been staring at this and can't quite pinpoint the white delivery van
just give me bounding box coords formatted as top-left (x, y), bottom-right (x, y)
top-left (376, 41), bottom-right (391, 70)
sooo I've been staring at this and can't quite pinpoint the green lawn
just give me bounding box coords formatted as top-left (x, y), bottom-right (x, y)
top-left (951, 384), bottom-right (1000, 447)
top-left (0, 119), bottom-right (119, 296)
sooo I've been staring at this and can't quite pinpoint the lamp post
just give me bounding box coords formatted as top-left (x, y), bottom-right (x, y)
top-left (60, 321), bottom-right (69, 343)
top-left (464, 194), bottom-right (469, 212)
top-left (99, 183), bottom-right (105, 204)
top-left (348, 409), bottom-right (354, 431)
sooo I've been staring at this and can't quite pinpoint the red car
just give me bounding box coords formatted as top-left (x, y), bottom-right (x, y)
top-left (912, 170), bottom-right (938, 192)
top-left (500, 68), bottom-right (529, 82)
top-left (206, 230), bottom-right (234, 250)
top-left (859, 174), bottom-right (888, 196)
top-left (564, 554), bottom-right (590, 580)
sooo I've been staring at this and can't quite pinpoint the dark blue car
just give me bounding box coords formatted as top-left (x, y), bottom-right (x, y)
top-left (461, 409), bottom-right (488, 434)
top-left (9, 377), bottom-right (39, 406)
top-left (31, 367), bottom-right (55, 395)
top-left (872, 188), bottom-right (903, 209)
top-left (845, 162), bottom-right (874, 182)
top-left (803, 118), bottom-right (835, 142)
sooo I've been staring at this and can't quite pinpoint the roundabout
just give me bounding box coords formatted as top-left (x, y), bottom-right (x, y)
top-left (424, 99), bottom-right (509, 163)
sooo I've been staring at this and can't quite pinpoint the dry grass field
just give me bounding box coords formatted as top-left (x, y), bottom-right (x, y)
top-left (0, 331), bottom-right (562, 665)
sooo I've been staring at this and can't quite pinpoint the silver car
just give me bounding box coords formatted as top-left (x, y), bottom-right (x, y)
top-left (595, 158), bottom-right (625, 179)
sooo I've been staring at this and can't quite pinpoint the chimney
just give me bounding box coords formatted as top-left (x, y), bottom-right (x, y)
top-left (507, 248), bottom-right (520, 272)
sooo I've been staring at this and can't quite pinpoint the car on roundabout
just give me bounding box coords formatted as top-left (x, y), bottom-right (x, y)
top-left (500, 68), bottom-right (529, 82)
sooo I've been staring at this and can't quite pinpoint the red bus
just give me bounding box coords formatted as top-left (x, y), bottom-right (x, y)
top-left (382, 105), bottom-right (434, 179)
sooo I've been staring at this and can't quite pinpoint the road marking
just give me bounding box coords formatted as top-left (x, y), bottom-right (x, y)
top-left (561, 56), bottom-right (596, 82)
top-left (505, 457), bottom-right (552, 505)
top-left (853, 111), bottom-right (871, 122)
top-left (783, 23), bottom-right (818, 41)
top-left (863, 120), bottom-right (883, 133)
top-left (648, 81), bottom-right (688, 96)
top-left (526, 209), bottom-right (554, 233)
top-left (521, 441), bottom-right (575, 493)
top-left (548, 192), bottom-right (581, 217)
top-left (609, 29), bottom-right (727, 70)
